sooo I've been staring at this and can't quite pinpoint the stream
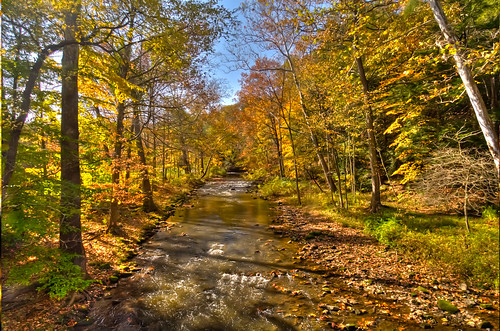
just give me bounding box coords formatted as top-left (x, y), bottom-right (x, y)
top-left (82, 175), bottom-right (449, 330)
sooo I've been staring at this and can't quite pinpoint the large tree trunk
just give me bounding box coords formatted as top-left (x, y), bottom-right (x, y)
top-left (355, 56), bottom-right (382, 213)
top-left (429, 0), bottom-right (500, 171)
top-left (60, 1), bottom-right (86, 272)
top-left (133, 109), bottom-right (158, 212)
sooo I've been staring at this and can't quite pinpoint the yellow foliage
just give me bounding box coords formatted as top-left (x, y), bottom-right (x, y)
top-left (392, 161), bottom-right (424, 184)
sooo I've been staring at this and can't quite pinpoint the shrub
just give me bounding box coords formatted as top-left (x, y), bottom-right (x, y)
top-left (244, 168), bottom-right (267, 181)
top-left (482, 205), bottom-right (498, 223)
top-left (37, 254), bottom-right (95, 299)
top-left (365, 216), bottom-right (404, 247)
top-left (6, 248), bottom-right (94, 300)
top-left (415, 148), bottom-right (497, 215)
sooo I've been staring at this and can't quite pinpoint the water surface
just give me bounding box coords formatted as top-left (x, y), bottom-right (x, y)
top-left (85, 176), bottom-right (446, 330)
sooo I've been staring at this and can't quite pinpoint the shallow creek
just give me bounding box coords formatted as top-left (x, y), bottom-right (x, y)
top-left (83, 176), bottom-right (457, 330)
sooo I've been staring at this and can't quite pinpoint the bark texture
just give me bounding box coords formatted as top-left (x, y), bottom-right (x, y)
top-left (133, 110), bottom-right (158, 212)
top-left (108, 101), bottom-right (125, 233)
top-left (60, 1), bottom-right (86, 272)
top-left (355, 56), bottom-right (382, 213)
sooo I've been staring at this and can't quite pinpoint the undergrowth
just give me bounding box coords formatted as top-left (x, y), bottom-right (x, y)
top-left (259, 177), bottom-right (298, 197)
top-left (5, 247), bottom-right (95, 299)
top-left (2, 174), bottom-right (204, 302)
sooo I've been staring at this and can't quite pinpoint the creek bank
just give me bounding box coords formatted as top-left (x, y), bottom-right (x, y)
top-left (1, 184), bottom-right (201, 331)
top-left (268, 201), bottom-right (499, 329)
top-left (70, 187), bottom-right (202, 328)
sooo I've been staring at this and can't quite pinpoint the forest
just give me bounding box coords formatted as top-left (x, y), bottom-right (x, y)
top-left (1, 0), bottom-right (499, 329)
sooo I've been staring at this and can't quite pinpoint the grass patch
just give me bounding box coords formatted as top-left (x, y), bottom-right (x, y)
top-left (368, 212), bottom-right (499, 288)
top-left (398, 225), bottom-right (499, 288)
top-left (365, 216), bottom-right (404, 247)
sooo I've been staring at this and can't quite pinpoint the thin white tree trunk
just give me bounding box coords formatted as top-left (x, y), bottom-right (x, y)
top-left (428, 0), bottom-right (500, 171)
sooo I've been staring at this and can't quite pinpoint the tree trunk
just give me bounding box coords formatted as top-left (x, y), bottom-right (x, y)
top-left (200, 151), bottom-right (205, 175)
top-left (343, 142), bottom-right (349, 209)
top-left (133, 110), bottom-right (157, 212)
top-left (276, 116), bottom-right (285, 178)
top-left (60, 1), bottom-right (86, 272)
top-left (176, 154), bottom-right (181, 178)
top-left (125, 122), bottom-right (133, 182)
top-left (108, 11), bottom-right (136, 232)
top-left (331, 147), bottom-right (345, 209)
top-left (355, 56), bottom-right (382, 213)
top-left (182, 149), bottom-right (191, 174)
top-left (162, 123), bottom-right (167, 182)
top-left (178, 134), bottom-right (191, 174)
top-left (288, 123), bottom-right (301, 205)
top-left (1, 34), bottom-right (74, 201)
top-left (282, 102), bottom-right (301, 205)
top-left (200, 154), bottom-right (213, 179)
top-left (351, 136), bottom-right (356, 203)
top-left (269, 115), bottom-right (285, 178)
top-left (151, 92), bottom-right (157, 173)
top-left (491, 74), bottom-right (498, 111)
top-left (108, 101), bottom-right (125, 233)
top-left (429, 0), bottom-right (500, 171)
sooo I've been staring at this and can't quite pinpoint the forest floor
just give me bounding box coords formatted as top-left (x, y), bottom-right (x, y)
top-left (268, 200), bottom-right (499, 330)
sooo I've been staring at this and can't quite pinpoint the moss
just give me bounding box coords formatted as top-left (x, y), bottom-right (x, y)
top-left (109, 275), bottom-right (119, 283)
top-left (89, 261), bottom-right (112, 270)
top-left (437, 300), bottom-right (459, 313)
top-left (417, 286), bottom-right (430, 294)
top-left (305, 231), bottom-right (323, 240)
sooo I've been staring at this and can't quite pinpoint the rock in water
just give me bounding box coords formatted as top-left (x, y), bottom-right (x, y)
top-left (480, 321), bottom-right (494, 329)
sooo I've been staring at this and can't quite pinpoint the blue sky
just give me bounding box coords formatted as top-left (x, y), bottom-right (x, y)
top-left (211, 0), bottom-right (245, 105)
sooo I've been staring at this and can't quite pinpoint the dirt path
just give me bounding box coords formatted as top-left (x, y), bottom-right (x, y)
top-left (268, 202), bottom-right (499, 329)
